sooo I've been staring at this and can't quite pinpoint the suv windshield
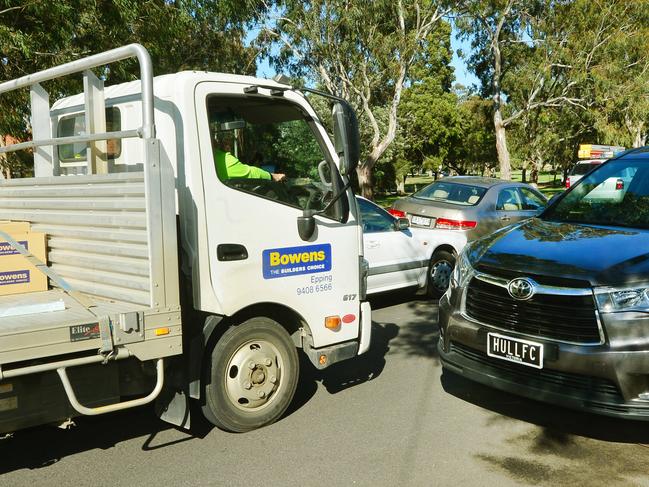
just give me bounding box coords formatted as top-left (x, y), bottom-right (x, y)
top-left (413, 181), bottom-right (487, 206)
top-left (544, 158), bottom-right (649, 229)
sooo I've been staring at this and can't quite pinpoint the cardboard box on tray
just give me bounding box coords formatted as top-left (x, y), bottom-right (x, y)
top-left (0, 232), bottom-right (47, 296)
top-left (0, 221), bottom-right (31, 235)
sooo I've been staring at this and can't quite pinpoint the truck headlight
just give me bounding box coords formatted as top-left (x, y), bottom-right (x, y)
top-left (595, 285), bottom-right (649, 313)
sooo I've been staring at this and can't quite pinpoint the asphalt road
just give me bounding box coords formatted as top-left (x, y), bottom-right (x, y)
top-left (2, 293), bottom-right (649, 486)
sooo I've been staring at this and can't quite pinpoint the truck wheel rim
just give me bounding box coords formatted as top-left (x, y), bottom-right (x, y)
top-left (224, 339), bottom-right (284, 411)
top-left (431, 261), bottom-right (453, 291)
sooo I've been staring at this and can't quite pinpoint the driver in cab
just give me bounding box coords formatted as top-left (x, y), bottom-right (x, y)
top-left (213, 131), bottom-right (286, 182)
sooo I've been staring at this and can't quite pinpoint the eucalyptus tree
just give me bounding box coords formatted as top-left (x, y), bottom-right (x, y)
top-left (453, 0), bottom-right (634, 180)
top-left (259, 0), bottom-right (452, 199)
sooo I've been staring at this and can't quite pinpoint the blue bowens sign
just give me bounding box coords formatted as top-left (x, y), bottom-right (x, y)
top-left (0, 241), bottom-right (27, 256)
top-left (262, 244), bottom-right (332, 279)
top-left (0, 270), bottom-right (30, 285)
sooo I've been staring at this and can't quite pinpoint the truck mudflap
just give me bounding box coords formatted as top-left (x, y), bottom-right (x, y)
top-left (303, 300), bottom-right (371, 370)
top-left (358, 300), bottom-right (372, 355)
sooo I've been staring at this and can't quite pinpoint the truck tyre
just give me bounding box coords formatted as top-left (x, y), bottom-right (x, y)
top-left (202, 317), bottom-right (299, 432)
top-left (427, 249), bottom-right (456, 298)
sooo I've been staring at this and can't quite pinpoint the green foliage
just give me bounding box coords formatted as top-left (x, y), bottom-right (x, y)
top-left (258, 0), bottom-right (449, 198)
top-left (0, 0), bottom-right (265, 173)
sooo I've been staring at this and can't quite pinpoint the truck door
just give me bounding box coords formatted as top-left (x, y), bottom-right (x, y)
top-left (194, 83), bottom-right (362, 348)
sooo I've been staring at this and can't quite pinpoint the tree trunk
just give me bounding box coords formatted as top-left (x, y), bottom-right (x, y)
top-left (0, 136), bottom-right (5, 180)
top-left (494, 109), bottom-right (511, 180)
top-left (521, 167), bottom-right (526, 183)
top-left (396, 175), bottom-right (406, 195)
top-left (633, 124), bottom-right (646, 148)
top-left (357, 163), bottom-right (374, 200)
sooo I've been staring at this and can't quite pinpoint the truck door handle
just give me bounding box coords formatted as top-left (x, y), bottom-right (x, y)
top-left (217, 244), bottom-right (248, 261)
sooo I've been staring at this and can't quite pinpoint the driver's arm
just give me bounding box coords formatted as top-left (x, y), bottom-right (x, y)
top-left (215, 148), bottom-right (271, 180)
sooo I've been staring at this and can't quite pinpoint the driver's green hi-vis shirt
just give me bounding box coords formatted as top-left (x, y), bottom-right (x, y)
top-left (214, 149), bottom-right (271, 180)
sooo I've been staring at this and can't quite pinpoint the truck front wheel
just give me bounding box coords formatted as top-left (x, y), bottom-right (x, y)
top-left (202, 317), bottom-right (299, 432)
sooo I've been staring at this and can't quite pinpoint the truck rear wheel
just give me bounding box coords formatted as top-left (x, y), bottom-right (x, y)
top-left (202, 317), bottom-right (299, 432)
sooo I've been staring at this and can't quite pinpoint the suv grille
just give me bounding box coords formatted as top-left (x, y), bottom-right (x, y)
top-left (465, 276), bottom-right (601, 344)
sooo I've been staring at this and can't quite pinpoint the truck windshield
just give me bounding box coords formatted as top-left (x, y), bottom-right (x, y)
top-left (207, 95), bottom-right (338, 218)
top-left (544, 158), bottom-right (649, 229)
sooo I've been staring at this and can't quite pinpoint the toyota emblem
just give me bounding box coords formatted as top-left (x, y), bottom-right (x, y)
top-left (508, 277), bottom-right (535, 300)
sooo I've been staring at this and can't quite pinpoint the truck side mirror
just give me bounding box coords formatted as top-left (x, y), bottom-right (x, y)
top-left (297, 212), bottom-right (316, 241)
top-left (332, 100), bottom-right (360, 176)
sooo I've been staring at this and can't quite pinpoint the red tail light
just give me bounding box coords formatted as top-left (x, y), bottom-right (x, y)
top-left (435, 218), bottom-right (477, 230)
top-left (615, 179), bottom-right (624, 190)
top-left (565, 179), bottom-right (571, 189)
top-left (387, 208), bottom-right (406, 218)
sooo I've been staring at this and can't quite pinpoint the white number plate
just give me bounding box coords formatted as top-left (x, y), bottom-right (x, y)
top-left (487, 332), bottom-right (543, 369)
top-left (411, 215), bottom-right (432, 226)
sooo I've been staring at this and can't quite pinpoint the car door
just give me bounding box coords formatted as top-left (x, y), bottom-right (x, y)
top-left (358, 198), bottom-right (427, 294)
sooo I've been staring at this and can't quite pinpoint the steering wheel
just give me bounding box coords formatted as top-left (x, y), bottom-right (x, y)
top-left (318, 160), bottom-right (333, 188)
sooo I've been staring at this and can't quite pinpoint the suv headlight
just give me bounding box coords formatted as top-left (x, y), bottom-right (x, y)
top-left (449, 249), bottom-right (474, 293)
top-left (595, 284), bottom-right (649, 313)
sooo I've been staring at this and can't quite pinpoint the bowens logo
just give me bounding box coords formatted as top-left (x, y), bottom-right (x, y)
top-left (0, 270), bottom-right (30, 285)
top-left (507, 277), bottom-right (535, 301)
top-left (263, 244), bottom-right (331, 279)
top-left (0, 241), bottom-right (27, 256)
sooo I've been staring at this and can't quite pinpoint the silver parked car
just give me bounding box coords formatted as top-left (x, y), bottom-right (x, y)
top-left (389, 176), bottom-right (548, 241)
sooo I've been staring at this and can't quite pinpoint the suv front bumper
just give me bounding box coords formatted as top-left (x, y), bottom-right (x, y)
top-left (438, 293), bottom-right (649, 420)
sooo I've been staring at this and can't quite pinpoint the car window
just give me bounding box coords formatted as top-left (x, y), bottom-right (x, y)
top-left (544, 158), bottom-right (649, 228)
top-left (358, 198), bottom-right (396, 233)
top-left (519, 187), bottom-right (547, 211)
top-left (496, 188), bottom-right (523, 211)
top-left (570, 162), bottom-right (602, 176)
top-left (206, 95), bottom-right (341, 220)
top-left (412, 182), bottom-right (487, 206)
top-left (58, 107), bottom-right (122, 164)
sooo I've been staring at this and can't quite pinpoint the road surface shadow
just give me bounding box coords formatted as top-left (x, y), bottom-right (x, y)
top-left (0, 406), bottom-right (199, 474)
top-left (368, 288), bottom-right (423, 311)
top-left (476, 426), bottom-right (649, 487)
top-left (441, 369), bottom-right (649, 444)
top-left (370, 290), bottom-right (440, 362)
top-left (286, 320), bottom-right (400, 421)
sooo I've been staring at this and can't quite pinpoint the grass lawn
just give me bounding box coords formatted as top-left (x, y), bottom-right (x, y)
top-left (374, 170), bottom-right (565, 208)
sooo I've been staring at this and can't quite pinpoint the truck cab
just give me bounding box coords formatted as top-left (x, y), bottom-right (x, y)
top-left (0, 45), bottom-right (370, 434)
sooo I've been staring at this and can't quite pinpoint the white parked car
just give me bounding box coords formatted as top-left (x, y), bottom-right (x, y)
top-left (358, 197), bottom-right (467, 297)
top-left (567, 159), bottom-right (635, 202)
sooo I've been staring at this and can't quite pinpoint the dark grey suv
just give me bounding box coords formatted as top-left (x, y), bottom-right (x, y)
top-left (438, 147), bottom-right (649, 419)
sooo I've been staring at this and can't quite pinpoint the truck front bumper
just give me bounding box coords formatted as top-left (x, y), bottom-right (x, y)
top-left (438, 294), bottom-right (649, 420)
top-left (304, 301), bottom-right (371, 370)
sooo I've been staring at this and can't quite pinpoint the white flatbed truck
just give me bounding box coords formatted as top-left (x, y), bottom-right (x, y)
top-left (0, 44), bottom-right (371, 434)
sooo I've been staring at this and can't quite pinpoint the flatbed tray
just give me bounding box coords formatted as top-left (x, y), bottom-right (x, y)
top-left (0, 289), bottom-right (146, 365)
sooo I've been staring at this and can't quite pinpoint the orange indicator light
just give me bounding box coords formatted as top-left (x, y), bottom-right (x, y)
top-left (325, 316), bottom-right (341, 330)
top-left (155, 327), bottom-right (171, 336)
